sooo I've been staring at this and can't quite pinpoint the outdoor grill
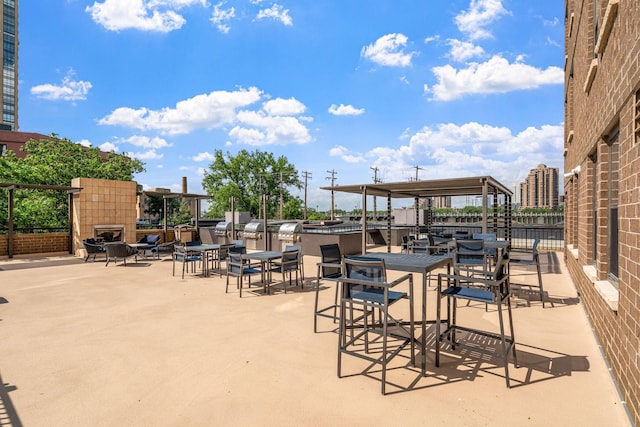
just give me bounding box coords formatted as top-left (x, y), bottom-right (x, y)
top-left (241, 221), bottom-right (264, 240)
top-left (214, 221), bottom-right (232, 236)
top-left (277, 222), bottom-right (303, 243)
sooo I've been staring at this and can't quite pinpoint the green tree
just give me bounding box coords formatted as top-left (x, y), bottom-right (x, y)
top-left (0, 135), bottom-right (145, 230)
top-left (202, 149), bottom-right (302, 219)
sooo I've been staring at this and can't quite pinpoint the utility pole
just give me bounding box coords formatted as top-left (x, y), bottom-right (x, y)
top-left (371, 166), bottom-right (381, 222)
top-left (412, 165), bottom-right (423, 181)
top-left (279, 172), bottom-right (283, 220)
top-left (326, 169), bottom-right (337, 220)
top-left (302, 171), bottom-right (312, 220)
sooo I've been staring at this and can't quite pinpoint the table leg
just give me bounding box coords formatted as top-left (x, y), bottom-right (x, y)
top-left (421, 271), bottom-right (427, 376)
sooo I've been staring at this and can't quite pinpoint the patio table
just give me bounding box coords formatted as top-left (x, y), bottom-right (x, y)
top-left (359, 252), bottom-right (452, 375)
top-left (182, 244), bottom-right (221, 277)
top-left (242, 251), bottom-right (283, 294)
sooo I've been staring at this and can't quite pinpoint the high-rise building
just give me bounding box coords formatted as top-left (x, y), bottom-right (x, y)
top-left (518, 164), bottom-right (559, 209)
top-left (1, 0), bottom-right (17, 130)
top-left (564, 1), bottom-right (640, 425)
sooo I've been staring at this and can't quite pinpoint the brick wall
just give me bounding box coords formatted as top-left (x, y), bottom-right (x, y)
top-left (0, 233), bottom-right (69, 257)
top-left (0, 230), bottom-right (176, 258)
top-left (565, 0), bottom-right (640, 425)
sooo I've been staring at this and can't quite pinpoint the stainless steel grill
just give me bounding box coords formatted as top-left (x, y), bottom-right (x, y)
top-left (215, 221), bottom-right (232, 236)
top-left (278, 222), bottom-right (303, 243)
top-left (242, 222), bottom-right (264, 240)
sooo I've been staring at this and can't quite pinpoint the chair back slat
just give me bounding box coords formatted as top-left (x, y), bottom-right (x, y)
top-left (344, 257), bottom-right (386, 283)
top-left (320, 244), bottom-right (342, 278)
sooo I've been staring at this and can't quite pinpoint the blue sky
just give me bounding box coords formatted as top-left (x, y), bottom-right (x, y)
top-left (19, 0), bottom-right (564, 211)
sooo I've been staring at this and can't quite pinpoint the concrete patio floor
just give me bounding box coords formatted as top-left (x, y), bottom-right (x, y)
top-left (0, 247), bottom-right (632, 427)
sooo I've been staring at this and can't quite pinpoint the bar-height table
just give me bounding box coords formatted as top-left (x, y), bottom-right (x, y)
top-left (358, 252), bottom-right (452, 375)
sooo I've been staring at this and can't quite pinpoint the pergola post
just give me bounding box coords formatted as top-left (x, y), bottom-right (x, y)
top-left (68, 191), bottom-right (74, 255)
top-left (414, 197), bottom-right (420, 237)
top-left (386, 192), bottom-right (392, 253)
top-left (361, 186), bottom-right (367, 254)
top-left (481, 178), bottom-right (488, 233)
top-left (8, 186), bottom-right (14, 258)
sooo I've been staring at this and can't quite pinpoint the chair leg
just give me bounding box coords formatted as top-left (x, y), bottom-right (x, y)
top-left (536, 257), bottom-right (545, 308)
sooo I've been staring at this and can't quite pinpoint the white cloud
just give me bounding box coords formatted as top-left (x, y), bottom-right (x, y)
top-left (231, 110), bottom-right (311, 145)
top-left (361, 122), bottom-right (564, 189)
top-left (447, 39), bottom-right (485, 62)
top-left (85, 0), bottom-right (207, 32)
top-left (98, 142), bottom-right (119, 152)
top-left (328, 104), bottom-right (365, 116)
top-left (77, 139), bottom-right (92, 147)
top-left (263, 97), bottom-right (306, 115)
top-left (329, 145), bottom-right (365, 163)
top-left (211, 2), bottom-right (235, 33)
top-left (98, 87), bottom-right (263, 135)
top-left (192, 151), bottom-right (216, 162)
top-left (99, 87), bottom-right (313, 147)
top-left (130, 149), bottom-right (163, 160)
top-left (124, 135), bottom-right (172, 149)
top-left (454, 0), bottom-right (510, 40)
top-left (427, 55), bottom-right (563, 101)
top-left (255, 4), bottom-right (293, 26)
top-left (30, 71), bottom-right (92, 101)
top-left (361, 33), bottom-right (416, 67)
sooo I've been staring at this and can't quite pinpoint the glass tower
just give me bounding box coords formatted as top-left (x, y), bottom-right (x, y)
top-left (1, 0), bottom-right (17, 130)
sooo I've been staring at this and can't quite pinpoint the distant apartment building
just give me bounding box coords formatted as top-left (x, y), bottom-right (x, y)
top-left (519, 164), bottom-right (559, 209)
top-left (417, 196), bottom-right (451, 209)
top-left (564, 1), bottom-right (640, 425)
top-left (1, 1), bottom-right (17, 130)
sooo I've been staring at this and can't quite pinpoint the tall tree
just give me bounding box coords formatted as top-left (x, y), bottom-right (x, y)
top-left (0, 135), bottom-right (145, 230)
top-left (202, 149), bottom-right (303, 219)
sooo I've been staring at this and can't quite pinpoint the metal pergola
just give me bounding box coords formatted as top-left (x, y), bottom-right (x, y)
top-left (1, 182), bottom-right (83, 258)
top-left (321, 176), bottom-right (514, 254)
top-left (141, 190), bottom-right (212, 241)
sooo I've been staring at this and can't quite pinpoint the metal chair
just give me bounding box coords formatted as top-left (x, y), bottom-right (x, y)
top-left (225, 252), bottom-right (262, 297)
top-left (473, 232), bottom-right (498, 266)
top-left (400, 235), bottom-right (415, 254)
top-left (83, 238), bottom-right (106, 262)
top-left (509, 237), bottom-right (545, 307)
top-left (172, 245), bottom-right (202, 278)
top-left (270, 249), bottom-right (301, 293)
top-left (454, 238), bottom-right (488, 277)
top-left (435, 253), bottom-right (518, 388)
top-left (338, 256), bottom-right (414, 395)
top-left (284, 244), bottom-right (305, 282)
top-left (209, 243), bottom-right (235, 277)
top-left (151, 239), bottom-right (178, 259)
top-left (314, 244), bottom-right (343, 333)
top-left (104, 242), bottom-right (137, 266)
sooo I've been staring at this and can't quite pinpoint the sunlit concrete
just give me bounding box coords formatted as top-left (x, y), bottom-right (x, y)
top-left (0, 247), bottom-right (631, 426)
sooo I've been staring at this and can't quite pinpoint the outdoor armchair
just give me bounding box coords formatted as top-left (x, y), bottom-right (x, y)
top-left (151, 239), bottom-right (178, 259)
top-left (104, 242), bottom-right (138, 266)
top-left (83, 238), bottom-right (106, 262)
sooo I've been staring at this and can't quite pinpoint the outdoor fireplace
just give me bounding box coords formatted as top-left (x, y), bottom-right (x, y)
top-left (93, 225), bottom-right (125, 242)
